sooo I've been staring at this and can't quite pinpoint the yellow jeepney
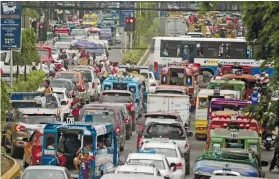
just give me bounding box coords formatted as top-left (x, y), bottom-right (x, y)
top-left (82, 13), bottom-right (98, 27)
top-left (195, 88), bottom-right (240, 140)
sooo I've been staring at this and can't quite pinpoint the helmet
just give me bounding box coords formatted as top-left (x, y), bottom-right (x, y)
top-left (253, 90), bottom-right (258, 95)
top-left (265, 73), bottom-right (269, 78)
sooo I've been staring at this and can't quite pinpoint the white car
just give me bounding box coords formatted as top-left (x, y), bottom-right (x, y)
top-left (115, 163), bottom-right (162, 176)
top-left (52, 87), bottom-right (72, 119)
top-left (140, 71), bottom-right (157, 93)
top-left (141, 139), bottom-right (187, 178)
top-left (17, 165), bottom-right (72, 179)
top-left (125, 152), bottom-right (174, 179)
top-left (71, 68), bottom-right (99, 101)
top-left (116, 28), bottom-right (121, 43)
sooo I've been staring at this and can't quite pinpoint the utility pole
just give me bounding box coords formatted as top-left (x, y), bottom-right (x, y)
top-left (124, 32), bottom-right (127, 54)
top-left (9, 49), bottom-right (13, 87)
top-left (130, 33), bottom-right (133, 56)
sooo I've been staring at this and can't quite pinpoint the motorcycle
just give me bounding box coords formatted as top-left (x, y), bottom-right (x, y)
top-left (263, 132), bottom-right (273, 150)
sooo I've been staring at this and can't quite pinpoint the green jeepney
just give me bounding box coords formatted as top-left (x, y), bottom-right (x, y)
top-left (67, 23), bottom-right (76, 31)
top-left (193, 148), bottom-right (268, 178)
top-left (208, 128), bottom-right (261, 158)
top-left (208, 79), bottom-right (246, 99)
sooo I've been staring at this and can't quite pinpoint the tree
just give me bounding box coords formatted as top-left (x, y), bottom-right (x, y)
top-left (13, 29), bottom-right (40, 81)
top-left (1, 79), bottom-right (11, 127)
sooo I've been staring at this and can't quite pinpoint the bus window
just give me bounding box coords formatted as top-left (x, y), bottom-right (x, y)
top-left (226, 43), bottom-right (247, 59)
top-left (200, 42), bottom-right (220, 58)
top-left (199, 98), bottom-right (207, 108)
top-left (196, 43), bottom-right (203, 57)
top-left (161, 40), bottom-right (181, 57)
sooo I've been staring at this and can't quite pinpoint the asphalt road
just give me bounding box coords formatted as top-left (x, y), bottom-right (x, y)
top-left (109, 27), bottom-right (125, 63)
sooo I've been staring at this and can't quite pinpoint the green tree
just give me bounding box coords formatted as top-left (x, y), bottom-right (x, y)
top-left (13, 28), bottom-right (40, 81)
top-left (1, 79), bottom-right (11, 128)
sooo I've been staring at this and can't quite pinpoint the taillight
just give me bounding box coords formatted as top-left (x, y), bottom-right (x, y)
top-left (115, 127), bottom-right (120, 135)
top-left (130, 105), bottom-right (135, 112)
top-left (150, 82), bottom-right (156, 87)
top-left (184, 142), bottom-right (189, 149)
top-left (125, 118), bottom-right (129, 124)
top-left (175, 163), bottom-right (183, 169)
top-left (139, 139), bottom-right (144, 148)
top-left (197, 127), bottom-right (205, 131)
top-left (15, 125), bottom-right (25, 132)
top-left (57, 110), bottom-right (60, 116)
top-left (92, 82), bottom-right (95, 88)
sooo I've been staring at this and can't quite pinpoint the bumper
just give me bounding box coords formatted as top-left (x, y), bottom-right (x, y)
top-left (172, 170), bottom-right (185, 179)
top-left (13, 138), bottom-right (27, 148)
top-left (125, 123), bottom-right (131, 132)
top-left (195, 120), bottom-right (208, 136)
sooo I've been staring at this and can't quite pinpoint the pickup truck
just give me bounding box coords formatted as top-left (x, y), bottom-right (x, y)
top-left (147, 93), bottom-right (191, 128)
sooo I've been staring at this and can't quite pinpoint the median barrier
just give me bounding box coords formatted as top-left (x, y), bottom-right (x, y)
top-left (137, 45), bottom-right (150, 66)
top-left (1, 154), bottom-right (21, 179)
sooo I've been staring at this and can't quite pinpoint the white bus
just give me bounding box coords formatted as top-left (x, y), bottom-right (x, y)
top-left (148, 37), bottom-right (274, 80)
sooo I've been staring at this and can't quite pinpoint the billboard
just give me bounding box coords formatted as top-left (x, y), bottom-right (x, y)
top-left (119, 2), bottom-right (135, 27)
top-left (1, 1), bottom-right (22, 50)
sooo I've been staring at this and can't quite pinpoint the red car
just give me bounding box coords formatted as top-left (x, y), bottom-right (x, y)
top-left (23, 129), bottom-right (43, 167)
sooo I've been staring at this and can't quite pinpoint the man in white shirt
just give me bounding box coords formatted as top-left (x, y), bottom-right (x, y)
top-left (49, 63), bottom-right (57, 76)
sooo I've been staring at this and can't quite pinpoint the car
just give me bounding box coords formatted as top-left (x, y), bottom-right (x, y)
top-left (16, 165), bottom-right (72, 179)
top-left (3, 108), bottom-right (59, 158)
top-left (116, 28), bottom-right (121, 43)
top-left (109, 103), bottom-right (132, 140)
top-left (52, 87), bottom-right (73, 121)
top-left (71, 68), bottom-right (99, 101)
top-left (141, 139), bottom-right (188, 176)
top-left (125, 152), bottom-right (175, 179)
top-left (115, 163), bottom-right (161, 176)
top-left (137, 121), bottom-right (193, 175)
top-left (23, 129), bottom-right (44, 167)
top-left (79, 104), bottom-right (126, 151)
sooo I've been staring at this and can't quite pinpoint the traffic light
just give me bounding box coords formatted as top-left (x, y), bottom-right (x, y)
top-left (38, 23), bottom-right (47, 42)
top-left (124, 17), bottom-right (136, 32)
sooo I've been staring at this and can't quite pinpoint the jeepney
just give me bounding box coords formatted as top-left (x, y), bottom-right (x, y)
top-left (195, 89), bottom-right (240, 139)
top-left (193, 148), bottom-right (267, 178)
top-left (54, 24), bottom-right (70, 35)
top-left (208, 128), bottom-right (261, 157)
top-left (221, 64), bottom-right (252, 75)
top-left (36, 44), bottom-right (55, 63)
top-left (219, 74), bottom-right (256, 100)
top-left (42, 122), bottom-right (119, 179)
top-left (102, 75), bottom-right (143, 120)
top-left (208, 80), bottom-right (246, 100)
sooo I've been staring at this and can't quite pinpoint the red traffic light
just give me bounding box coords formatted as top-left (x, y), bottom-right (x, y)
top-left (125, 17), bottom-right (135, 24)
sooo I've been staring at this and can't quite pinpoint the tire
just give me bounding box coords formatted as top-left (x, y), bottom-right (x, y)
top-left (23, 154), bottom-right (29, 168)
top-left (11, 138), bottom-right (21, 158)
top-left (3, 136), bottom-right (10, 153)
top-left (125, 130), bottom-right (131, 140)
top-left (132, 121), bottom-right (136, 131)
top-left (185, 156), bottom-right (190, 175)
top-left (199, 71), bottom-right (213, 88)
top-left (120, 144), bottom-right (124, 152)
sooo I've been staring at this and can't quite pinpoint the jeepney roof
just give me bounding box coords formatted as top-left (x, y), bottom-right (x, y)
top-left (44, 122), bottom-right (114, 136)
top-left (156, 85), bottom-right (187, 90)
top-left (221, 74), bottom-right (256, 81)
top-left (101, 90), bottom-right (133, 95)
top-left (144, 112), bottom-right (180, 118)
top-left (210, 98), bottom-right (252, 105)
top-left (197, 89), bottom-right (238, 97)
top-left (210, 128), bottom-right (259, 139)
top-left (209, 79), bottom-right (245, 86)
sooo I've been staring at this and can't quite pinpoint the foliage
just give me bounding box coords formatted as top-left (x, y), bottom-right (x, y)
top-left (23, 8), bottom-right (39, 19)
top-left (13, 28), bottom-right (40, 67)
top-left (9, 70), bottom-right (46, 92)
top-left (1, 79), bottom-right (11, 128)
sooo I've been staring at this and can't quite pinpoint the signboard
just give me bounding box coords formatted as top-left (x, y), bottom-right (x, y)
top-left (1, 1), bottom-right (22, 50)
top-left (119, 2), bottom-right (135, 27)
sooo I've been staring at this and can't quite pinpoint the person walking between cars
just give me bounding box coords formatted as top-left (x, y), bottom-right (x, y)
top-left (70, 97), bottom-right (81, 121)
top-left (216, 63), bottom-right (222, 76)
top-left (270, 133), bottom-right (279, 171)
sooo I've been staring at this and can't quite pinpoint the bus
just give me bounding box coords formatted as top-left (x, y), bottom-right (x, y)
top-left (82, 13), bottom-right (98, 27)
top-left (148, 37), bottom-right (274, 80)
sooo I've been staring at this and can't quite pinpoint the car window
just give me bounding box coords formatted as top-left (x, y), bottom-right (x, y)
top-left (144, 148), bottom-right (177, 158)
top-left (143, 123), bottom-right (185, 140)
top-left (21, 114), bottom-right (58, 124)
top-left (128, 159), bottom-right (165, 170)
top-left (22, 169), bottom-right (66, 179)
top-left (82, 109), bottom-right (115, 124)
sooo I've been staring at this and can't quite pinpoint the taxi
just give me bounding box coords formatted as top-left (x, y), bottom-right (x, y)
top-left (141, 138), bottom-right (189, 176)
top-left (114, 163), bottom-right (161, 176)
top-left (125, 151), bottom-right (174, 179)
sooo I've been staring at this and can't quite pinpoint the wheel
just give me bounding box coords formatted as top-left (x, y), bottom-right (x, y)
top-left (3, 135), bottom-right (10, 153)
top-left (199, 71), bottom-right (213, 88)
top-left (11, 137), bottom-right (20, 158)
top-left (132, 121), bottom-right (136, 131)
top-left (23, 154), bottom-right (29, 168)
top-left (120, 144), bottom-right (124, 152)
top-left (125, 130), bottom-right (131, 140)
top-left (185, 158), bottom-right (190, 175)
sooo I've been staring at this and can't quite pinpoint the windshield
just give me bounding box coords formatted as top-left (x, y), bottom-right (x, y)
top-left (81, 71), bottom-right (92, 82)
top-left (154, 90), bottom-right (184, 95)
top-left (37, 50), bottom-right (49, 58)
top-left (169, 68), bottom-right (185, 86)
top-left (56, 73), bottom-right (79, 83)
top-left (55, 92), bottom-right (65, 101)
top-left (51, 49), bottom-right (59, 55)
top-left (22, 169), bottom-right (65, 179)
top-left (72, 30), bottom-right (86, 36)
top-left (144, 148), bottom-right (177, 158)
top-left (128, 159), bottom-right (165, 170)
top-left (56, 43), bottom-right (70, 49)
top-left (82, 109), bottom-right (115, 124)
top-left (112, 83), bottom-right (127, 90)
top-left (143, 123), bottom-right (185, 140)
top-left (141, 72), bottom-right (152, 79)
top-left (21, 114), bottom-right (57, 124)
top-left (60, 37), bottom-right (73, 42)
top-left (101, 93), bottom-right (132, 103)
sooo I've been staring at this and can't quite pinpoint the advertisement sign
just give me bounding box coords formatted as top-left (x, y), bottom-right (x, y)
top-left (119, 2), bottom-right (135, 27)
top-left (1, 1), bottom-right (22, 50)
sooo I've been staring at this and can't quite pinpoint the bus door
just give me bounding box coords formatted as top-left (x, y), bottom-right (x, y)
top-left (182, 43), bottom-right (195, 63)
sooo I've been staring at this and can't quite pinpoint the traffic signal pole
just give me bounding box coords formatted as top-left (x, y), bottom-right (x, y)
top-left (130, 33), bottom-right (133, 56)
top-left (124, 32), bottom-right (127, 54)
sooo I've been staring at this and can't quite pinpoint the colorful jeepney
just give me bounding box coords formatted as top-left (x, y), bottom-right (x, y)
top-left (208, 80), bottom-right (246, 100)
top-left (193, 148), bottom-right (267, 178)
top-left (219, 74), bottom-right (256, 100)
top-left (222, 64), bottom-right (252, 75)
top-left (36, 44), bottom-right (55, 63)
top-left (102, 75), bottom-right (143, 120)
top-left (41, 122), bottom-right (119, 179)
top-left (54, 25), bottom-right (70, 35)
top-left (208, 128), bottom-right (261, 157)
top-left (195, 89), bottom-right (240, 139)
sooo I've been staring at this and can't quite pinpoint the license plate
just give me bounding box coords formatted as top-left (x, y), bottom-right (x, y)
top-left (67, 117), bottom-right (75, 124)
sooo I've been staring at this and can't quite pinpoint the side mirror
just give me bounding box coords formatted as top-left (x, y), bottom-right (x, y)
top-left (164, 175), bottom-right (171, 179)
top-left (170, 163), bottom-right (176, 168)
top-left (108, 47), bottom-right (111, 50)
top-left (261, 160), bottom-right (269, 167)
top-left (187, 131), bottom-right (193, 137)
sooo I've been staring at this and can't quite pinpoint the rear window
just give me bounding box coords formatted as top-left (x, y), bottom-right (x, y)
top-left (143, 123), bottom-right (185, 140)
top-left (154, 90), bottom-right (184, 95)
top-left (49, 81), bottom-right (71, 90)
top-left (128, 159), bottom-right (165, 170)
top-left (56, 73), bottom-right (79, 82)
top-left (21, 114), bottom-right (57, 124)
top-left (145, 115), bottom-right (178, 120)
top-left (112, 83), bottom-right (127, 90)
top-left (82, 109), bottom-right (115, 124)
top-left (22, 169), bottom-right (65, 179)
top-left (101, 93), bottom-right (132, 103)
top-left (55, 92), bottom-right (65, 101)
top-left (81, 71), bottom-right (92, 82)
top-left (144, 148), bottom-right (177, 158)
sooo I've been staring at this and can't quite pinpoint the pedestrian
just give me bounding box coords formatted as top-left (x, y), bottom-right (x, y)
top-left (269, 134), bottom-right (279, 171)
top-left (70, 97), bottom-right (81, 121)
top-left (71, 53), bottom-right (76, 65)
top-left (216, 63), bottom-right (222, 76)
top-left (44, 79), bottom-right (53, 96)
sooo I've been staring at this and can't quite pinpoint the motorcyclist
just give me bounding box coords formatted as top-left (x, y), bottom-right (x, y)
top-left (249, 89), bottom-right (261, 106)
top-left (261, 73), bottom-right (270, 84)
top-left (70, 97), bottom-right (81, 121)
top-left (270, 133), bottom-right (279, 171)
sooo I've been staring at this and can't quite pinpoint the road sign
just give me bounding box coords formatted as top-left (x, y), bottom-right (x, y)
top-left (1, 1), bottom-right (22, 50)
top-left (38, 23), bottom-right (47, 41)
top-left (119, 2), bottom-right (135, 27)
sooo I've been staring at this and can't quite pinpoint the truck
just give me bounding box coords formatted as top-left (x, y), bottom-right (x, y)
top-left (159, 17), bottom-right (188, 37)
top-left (147, 93), bottom-right (191, 128)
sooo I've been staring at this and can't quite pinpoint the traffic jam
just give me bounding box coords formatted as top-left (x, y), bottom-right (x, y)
top-left (1, 4), bottom-right (279, 179)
